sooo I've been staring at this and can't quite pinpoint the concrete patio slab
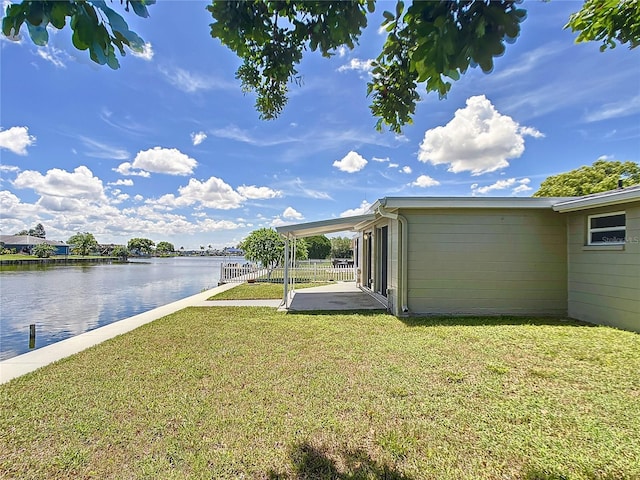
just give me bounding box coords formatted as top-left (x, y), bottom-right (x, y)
top-left (284, 282), bottom-right (387, 312)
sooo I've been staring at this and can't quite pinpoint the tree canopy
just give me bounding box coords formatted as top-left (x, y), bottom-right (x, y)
top-left (305, 235), bottom-right (332, 260)
top-left (240, 228), bottom-right (284, 279)
top-left (32, 243), bottom-right (56, 258)
top-left (3, 1), bottom-right (638, 132)
top-left (128, 237), bottom-right (155, 255)
top-left (67, 232), bottom-right (98, 256)
top-left (2, 0), bottom-right (153, 69)
top-left (330, 237), bottom-right (353, 259)
top-left (156, 241), bottom-right (175, 255)
top-left (533, 159), bottom-right (640, 197)
top-left (111, 245), bottom-right (129, 260)
top-left (16, 223), bottom-right (46, 238)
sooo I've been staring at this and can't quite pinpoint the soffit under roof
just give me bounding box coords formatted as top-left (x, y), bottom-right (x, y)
top-left (275, 213), bottom-right (376, 238)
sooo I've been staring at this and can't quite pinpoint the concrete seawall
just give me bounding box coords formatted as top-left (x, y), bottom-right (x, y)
top-left (0, 257), bottom-right (120, 266)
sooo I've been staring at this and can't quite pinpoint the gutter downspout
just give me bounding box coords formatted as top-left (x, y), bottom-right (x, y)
top-left (376, 204), bottom-right (409, 314)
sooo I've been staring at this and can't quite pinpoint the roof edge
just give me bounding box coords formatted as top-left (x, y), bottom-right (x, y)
top-left (275, 213), bottom-right (376, 238)
top-left (552, 186), bottom-right (640, 212)
top-left (374, 196), bottom-right (569, 210)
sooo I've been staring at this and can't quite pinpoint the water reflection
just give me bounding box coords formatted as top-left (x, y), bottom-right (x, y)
top-left (0, 256), bottom-right (239, 360)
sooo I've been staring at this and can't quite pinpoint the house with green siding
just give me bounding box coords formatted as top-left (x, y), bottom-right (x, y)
top-left (277, 185), bottom-right (640, 332)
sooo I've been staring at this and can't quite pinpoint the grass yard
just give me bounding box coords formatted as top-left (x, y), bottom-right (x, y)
top-left (1, 309), bottom-right (638, 479)
top-left (209, 282), bottom-right (329, 300)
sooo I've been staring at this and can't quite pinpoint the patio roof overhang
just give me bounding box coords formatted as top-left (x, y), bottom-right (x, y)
top-left (275, 213), bottom-right (376, 239)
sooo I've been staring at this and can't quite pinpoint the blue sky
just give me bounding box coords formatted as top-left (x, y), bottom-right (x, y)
top-left (1, 0), bottom-right (639, 250)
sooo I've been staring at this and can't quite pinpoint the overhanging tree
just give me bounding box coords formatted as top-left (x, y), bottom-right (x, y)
top-left (3, 1), bottom-right (638, 132)
top-left (533, 159), bottom-right (640, 197)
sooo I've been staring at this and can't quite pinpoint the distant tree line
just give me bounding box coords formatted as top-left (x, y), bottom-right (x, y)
top-left (16, 223), bottom-right (46, 238)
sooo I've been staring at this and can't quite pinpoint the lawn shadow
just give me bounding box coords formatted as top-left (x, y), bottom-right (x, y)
top-left (267, 441), bottom-right (413, 480)
top-left (521, 465), bottom-right (612, 480)
top-left (286, 309), bottom-right (388, 317)
top-left (399, 315), bottom-right (595, 329)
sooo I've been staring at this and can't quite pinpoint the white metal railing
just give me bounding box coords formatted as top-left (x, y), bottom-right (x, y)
top-left (219, 261), bottom-right (355, 284)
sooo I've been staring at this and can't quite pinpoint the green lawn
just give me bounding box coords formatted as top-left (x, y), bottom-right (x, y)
top-left (0, 254), bottom-right (40, 260)
top-left (1, 309), bottom-right (638, 479)
top-left (209, 282), bottom-right (330, 300)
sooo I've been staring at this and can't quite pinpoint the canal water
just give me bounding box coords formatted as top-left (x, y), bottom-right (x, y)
top-left (0, 256), bottom-right (242, 361)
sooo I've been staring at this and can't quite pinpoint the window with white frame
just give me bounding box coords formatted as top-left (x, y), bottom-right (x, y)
top-left (588, 211), bottom-right (626, 245)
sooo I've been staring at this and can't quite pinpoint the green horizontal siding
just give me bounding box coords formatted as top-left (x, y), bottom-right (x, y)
top-left (566, 202), bottom-right (640, 332)
top-left (402, 208), bottom-right (567, 316)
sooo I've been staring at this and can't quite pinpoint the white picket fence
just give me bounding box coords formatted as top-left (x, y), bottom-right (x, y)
top-left (219, 261), bottom-right (355, 284)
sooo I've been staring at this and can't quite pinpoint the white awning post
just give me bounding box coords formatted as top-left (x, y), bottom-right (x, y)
top-left (283, 235), bottom-right (290, 308)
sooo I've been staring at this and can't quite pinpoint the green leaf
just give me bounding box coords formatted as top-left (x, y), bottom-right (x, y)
top-left (94, 1), bottom-right (145, 50)
top-left (49, 2), bottom-right (69, 29)
top-left (27, 22), bottom-right (48, 46)
top-left (128, 1), bottom-right (150, 18)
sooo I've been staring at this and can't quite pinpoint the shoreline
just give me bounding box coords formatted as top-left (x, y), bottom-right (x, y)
top-left (0, 282), bottom-right (246, 384)
top-left (0, 257), bottom-right (119, 266)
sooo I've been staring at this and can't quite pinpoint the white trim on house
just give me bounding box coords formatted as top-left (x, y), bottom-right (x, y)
top-left (372, 196), bottom-right (568, 211)
top-left (276, 213), bottom-right (376, 238)
top-left (553, 185), bottom-right (640, 212)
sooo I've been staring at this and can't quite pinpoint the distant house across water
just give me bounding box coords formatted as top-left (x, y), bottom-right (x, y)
top-left (0, 235), bottom-right (70, 255)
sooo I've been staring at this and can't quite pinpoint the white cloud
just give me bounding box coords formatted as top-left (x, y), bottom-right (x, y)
top-left (177, 176), bottom-right (244, 210)
top-left (512, 183), bottom-right (533, 194)
top-left (338, 58), bottom-right (374, 74)
top-left (111, 192), bottom-right (130, 204)
top-left (333, 151), bottom-right (368, 173)
top-left (336, 46), bottom-right (348, 58)
top-left (198, 218), bottom-right (245, 231)
top-left (287, 178), bottom-right (332, 200)
top-left (132, 147), bottom-right (198, 176)
top-left (130, 42), bottom-right (154, 61)
top-left (108, 179), bottom-right (134, 187)
top-left (0, 189), bottom-right (39, 221)
top-left (237, 185), bottom-right (282, 199)
top-left (389, 163), bottom-right (399, 168)
top-left (372, 156), bottom-right (389, 163)
top-left (401, 166), bottom-right (412, 174)
top-left (411, 175), bottom-right (440, 188)
top-left (159, 65), bottom-right (230, 93)
top-left (80, 136), bottom-right (130, 160)
top-left (282, 207), bottom-right (303, 220)
top-left (36, 45), bottom-right (70, 68)
top-left (13, 166), bottom-right (108, 202)
top-left (0, 126), bottom-right (36, 155)
top-left (418, 95), bottom-right (544, 175)
top-left (584, 95), bottom-right (640, 122)
top-left (270, 217), bottom-right (289, 227)
top-left (340, 200), bottom-right (372, 217)
top-left (113, 162), bottom-right (151, 177)
top-left (191, 131), bottom-right (207, 146)
top-left (472, 178), bottom-right (531, 195)
top-left (0, 165), bottom-right (20, 172)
